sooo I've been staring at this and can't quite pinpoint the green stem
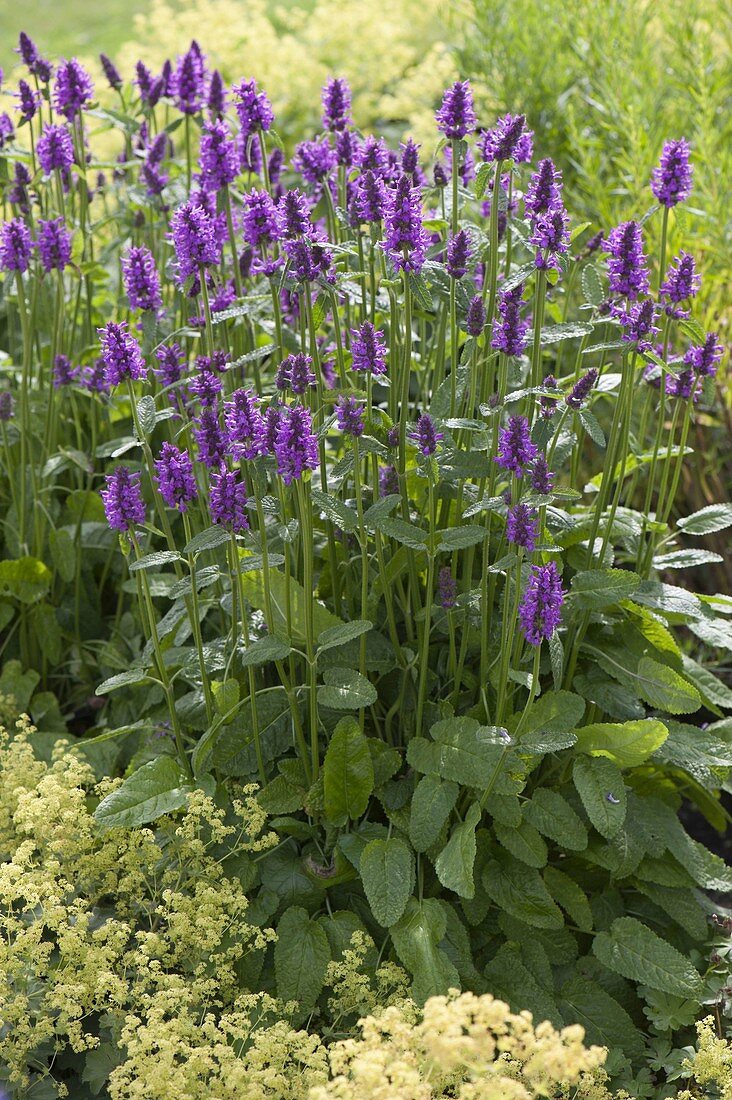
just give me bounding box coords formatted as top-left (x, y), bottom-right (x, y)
top-left (182, 511), bottom-right (215, 725)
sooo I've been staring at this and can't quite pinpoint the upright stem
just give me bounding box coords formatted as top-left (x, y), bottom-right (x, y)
top-left (182, 511), bottom-right (215, 725)
top-left (297, 479), bottom-right (320, 779)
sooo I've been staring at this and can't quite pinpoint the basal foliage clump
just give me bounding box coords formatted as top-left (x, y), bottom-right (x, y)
top-left (0, 30), bottom-right (730, 1099)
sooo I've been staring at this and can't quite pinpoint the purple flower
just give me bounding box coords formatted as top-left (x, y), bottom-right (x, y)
top-left (530, 454), bottom-right (554, 494)
top-left (409, 413), bottom-right (442, 456)
top-left (524, 158), bottom-right (563, 219)
top-left (233, 78), bottom-right (274, 138)
top-left (506, 503), bottom-right (538, 551)
top-left (438, 567), bottom-right (457, 610)
top-left (0, 218), bottom-right (33, 272)
top-left (293, 136), bottom-right (337, 185)
top-left (495, 415), bottom-right (538, 476)
top-left (539, 375), bottom-right (559, 419)
top-left (17, 32), bottom-right (38, 71)
top-left (259, 403), bottom-right (283, 455)
top-left (322, 77), bottom-right (351, 132)
top-left (17, 80), bottom-right (39, 122)
top-left (35, 58), bottom-right (53, 85)
top-left (379, 464), bottom-right (399, 497)
top-left (480, 114), bottom-right (530, 163)
top-left (651, 139), bottom-right (693, 207)
top-left (81, 359), bottom-right (110, 395)
top-left (225, 388), bottom-right (263, 460)
top-left (154, 343), bottom-right (185, 401)
top-left (605, 221), bottom-right (650, 301)
top-left (36, 218), bottom-right (72, 273)
top-left (52, 354), bottom-right (78, 387)
top-left (433, 163), bottom-right (448, 188)
top-left (242, 189), bottom-right (280, 248)
top-left (0, 392), bottom-right (15, 421)
top-left (210, 466), bottom-right (249, 532)
top-left (100, 53), bottom-right (123, 90)
top-left (566, 368), bottom-right (598, 409)
top-left (122, 245), bottom-right (161, 312)
top-left (684, 333), bottom-right (723, 378)
top-left (351, 322), bottom-right (388, 375)
top-left (336, 395), bottom-right (365, 437)
top-left (37, 124), bottom-right (74, 174)
top-left (0, 114), bottom-right (14, 149)
top-left (435, 80), bottom-right (476, 140)
top-left (199, 119), bottom-right (240, 191)
top-left (446, 230), bottom-right (470, 279)
top-left (172, 41), bottom-right (206, 114)
top-left (274, 405), bottom-right (319, 484)
top-left (169, 201), bottom-right (222, 283)
top-left (622, 299), bottom-right (659, 351)
top-left (336, 129), bottom-right (359, 168)
top-left (194, 407), bottom-right (227, 467)
top-left (8, 164), bottom-right (31, 212)
top-left (52, 58), bottom-right (94, 120)
top-left (465, 294), bottom-right (486, 337)
top-left (268, 147), bottom-right (285, 185)
top-left (492, 285), bottom-right (530, 357)
top-left (357, 136), bottom-right (391, 176)
top-left (98, 322), bottom-right (147, 386)
top-left (155, 442), bottom-right (198, 511)
top-left (135, 62), bottom-right (154, 105)
top-left (660, 251), bottom-right (700, 318)
top-left (141, 162), bottom-right (168, 197)
top-left (519, 562), bottom-right (565, 645)
top-left (354, 170), bottom-right (387, 224)
top-left (668, 369), bottom-right (697, 400)
top-left (383, 174), bottom-right (429, 273)
top-left (101, 467), bottom-right (146, 531)
top-left (531, 205), bottom-right (570, 268)
top-left (207, 70), bottom-right (226, 117)
top-left (277, 189), bottom-right (312, 239)
top-left (400, 139), bottom-right (424, 183)
top-left (284, 235), bottom-right (333, 284)
top-left (275, 352), bottom-right (316, 394)
top-left (188, 365), bottom-right (223, 408)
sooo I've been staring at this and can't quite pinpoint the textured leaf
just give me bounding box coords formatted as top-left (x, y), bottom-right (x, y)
top-left (677, 504), bottom-right (732, 535)
top-left (376, 516), bottom-right (429, 550)
top-left (360, 838), bottom-right (414, 926)
top-left (94, 756), bottom-right (192, 828)
top-left (323, 716), bottom-right (374, 823)
top-left (407, 718), bottom-right (508, 787)
top-left (540, 321), bottom-right (594, 344)
top-left (211, 678), bottom-right (239, 715)
top-left (581, 264), bottom-right (604, 306)
top-left (129, 550), bottom-right (184, 572)
top-left (653, 549), bottom-right (723, 570)
top-left (274, 906), bottom-right (331, 1020)
top-left (212, 688), bottom-right (292, 776)
top-left (635, 659), bottom-right (701, 714)
top-left (514, 690), bottom-right (585, 737)
top-left (0, 557), bottom-right (52, 604)
top-left (183, 525), bottom-right (231, 554)
top-left (544, 866), bottom-right (593, 931)
top-left (495, 819), bottom-right (548, 867)
top-left (593, 917), bottom-right (703, 997)
top-left (240, 568), bottom-right (341, 643)
top-left (681, 655), bottom-right (732, 710)
top-left (437, 525), bottom-right (486, 551)
top-left (575, 719), bottom-right (668, 767)
top-left (240, 634), bottom-right (292, 668)
top-left (318, 667), bottom-right (378, 710)
top-left (435, 804), bottom-right (481, 898)
top-left (390, 897), bottom-right (458, 1004)
top-left (559, 978), bottom-right (644, 1057)
top-left (573, 756), bottom-right (626, 838)
top-left (524, 789), bottom-right (588, 850)
top-left (409, 774), bottom-right (459, 852)
top-left (311, 489), bottom-right (359, 533)
top-left (654, 720), bottom-right (732, 786)
top-left (96, 668), bottom-right (148, 695)
top-left (571, 568), bottom-right (641, 609)
top-left (484, 944), bottom-right (561, 1027)
top-left (317, 619), bottom-right (372, 653)
top-left (483, 852), bottom-right (564, 929)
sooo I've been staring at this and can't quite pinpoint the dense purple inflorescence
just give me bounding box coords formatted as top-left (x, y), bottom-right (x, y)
top-left (101, 467), bottom-right (147, 532)
top-left (519, 562), bottom-right (565, 645)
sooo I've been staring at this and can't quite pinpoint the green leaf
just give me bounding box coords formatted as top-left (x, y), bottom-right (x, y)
top-left (240, 634), bottom-right (292, 668)
top-left (0, 660), bottom-right (39, 712)
top-left (323, 716), bottom-right (374, 823)
top-left (360, 837), bottom-right (414, 926)
top-left (49, 527), bottom-right (76, 583)
top-left (578, 409), bottom-right (606, 447)
top-left (409, 775), bottom-right (459, 852)
top-left (240, 568), bottom-right (341, 643)
top-left (559, 978), bottom-right (644, 1057)
top-left (407, 718), bottom-right (508, 787)
top-left (575, 719), bottom-right (669, 768)
top-left (96, 668), bottom-right (148, 695)
top-left (524, 789), bottom-right (588, 851)
top-left (94, 756), bottom-right (192, 828)
top-left (653, 549), bottom-right (723, 570)
top-left (593, 916), bottom-right (703, 998)
top-left (212, 678), bottom-right (239, 715)
top-left (129, 550), bottom-right (184, 572)
top-left (573, 755), bottom-right (626, 838)
top-left (435, 804), bottom-right (481, 898)
top-left (212, 687), bottom-right (292, 776)
top-left (436, 525), bottom-right (486, 551)
top-left (635, 658), bottom-right (701, 714)
top-left (571, 568), bottom-right (641, 609)
top-left (655, 720), bottom-right (732, 786)
top-left (543, 866), bottom-right (593, 930)
top-left (183, 525), bottom-right (231, 554)
top-left (474, 161), bottom-right (493, 199)
top-left (317, 619), bottom-right (372, 653)
top-left (0, 557), bottom-right (52, 604)
top-left (390, 897), bottom-right (459, 1004)
top-left (581, 265), bottom-right (604, 306)
top-left (318, 667), bottom-right (378, 710)
top-left (540, 321), bottom-right (594, 344)
top-left (512, 690), bottom-right (585, 738)
top-left (483, 851), bottom-right (564, 929)
top-left (311, 489), bottom-right (359, 533)
top-left (484, 943), bottom-right (561, 1028)
top-left (495, 819), bottom-right (548, 867)
top-left (274, 906), bottom-right (331, 1021)
top-left (375, 516), bottom-right (429, 550)
top-left (677, 504), bottom-right (732, 535)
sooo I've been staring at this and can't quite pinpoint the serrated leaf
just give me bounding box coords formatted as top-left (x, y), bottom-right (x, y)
top-left (0, 557), bottom-right (52, 604)
top-left (559, 977), bottom-right (644, 1057)
top-left (407, 718), bottom-right (508, 787)
top-left (578, 408), bottom-right (605, 447)
top-left (495, 818), bottom-right (548, 867)
top-left (635, 658), bottom-right (701, 714)
top-left (581, 264), bottom-right (604, 306)
top-left (323, 716), bottom-right (374, 823)
top-left (592, 916), bottom-right (702, 997)
top-left (575, 719), bottom-right (668, 767)
top-left (49, 528), bottom-right (76, 583)
top-left (318, 667), bottom-right (378, 710)
top-left (653, 549), bottom-right (723, 570)
top-left (94, 756), bottom-right (192, 828)
top-left (274, 906), bottom-right (330, 1021)
top-left (677, 504), bottom-right (732, 535)
top-left (183, 525), bottom-right (231, 554)
top-left (437, 525), bottom-right (486, 551)
top-left (240, 568), bottom-right (341, 643)
top-left (96, 668), bottom-right (148, 695)
top-left (435, 804), bottom-right (481, 898)
top-left (211, 678), bottom-right (239, 715)
top-left (409, 775), bottom-right (459, 852)
top-left (376, 516), bottom-right (429, 550)
top-left (540, 321), bottom-right (594, 344)
top-left (512, 690), bottom-right (585, 738)
top-left (240, 634), bottom-right (292, 668)
top-left (524, 789), bottom-right (588, 850)
top-left (212, 687), bottom-right (292, 776)
top-left (484, 943), bottom-right (561, 1027)
top-left (571, 568), bottom-right (641, 609)
top-left (360, 837), bottom-right (414, 926)
top-left (573, 755), bottom-right (626, 838)
top-left (544, 866), bottom-right (593, 931)
top-left (129, 550), bottom-right (184, 572)
top-left (317, 619), bottom-right (372, 653)
top-left (311, 489), bottom-right (359, 533)
top-left (390, 897), bottom-right (458, 1004)
top-left (483, 851), bottom-right (564, 929)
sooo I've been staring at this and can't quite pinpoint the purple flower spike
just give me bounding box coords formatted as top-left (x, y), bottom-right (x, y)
top-left (169, 201), bottom-right (222, 284)
top-left (409, 413), bottom-right (442, 456)
top-left (207, 70), bottom-right (227, 117)
top-left (379, 464), bottom-right (399, 497)
top-left (17, 32), bottom-right (39, 71)
top-left (531, 204), bottom-right (570, 268)
top-left (492, 285), bottom-right (530, 357)
top-left (435, 80), bottom-right (477, 140)
top-left (566, 368), bottom-right (598, 409)
top-left (524, 158), bottom-right (563, 219)
top-left (321, 77), bottom-right (351, 132)
top-left (52, 355), bottom-right (78, 388)
top-left (101, 467), bottom-right (146, 532)
top-left (98, 322), bottom-right (147, 386)
top-left (242, 189), bottom-right (280, 248)
top-left (210, 466), bottom-right (249, 533)
top-left (276, 352), bottom-right (317, 394)
top-left (155, 343), bottom-right (185, 406)
top-left (284, 236), bottom-right (334, 285)
top-left (446, 230), bottom-right (470, 279)
top-left (225, 388), bottom-right (263, 460)
top-left (438, 567), bottom-right (457, 610)
top-left (199, 119), bottom-right (240, 192)
top-left (480, 113), bottom-right (530, 163)
top-left (122, 245), bottom-right (162, 312)
top-left (622, 299), bottom-right (659, 351)
top-left (36, 218), bottom-right (72, 273)
top-left (519, 562), bottom-right (565, 645)
top-left (0, 218), bottom-right (33, 273)
top-left (17, 80), bottom-right (39, 121)
top-left (0, 392), bottom-right (15, 422)
top-left (194, 407), bottom-right (227, 468)
top-left (530, 454), bottom-right (554, 494)
top-left (383, 174), bottom-right (429, 273)
top-left (506, 502), bottom-right (538, 551)
top-left (684, 333), bottom-right (723, 378)
top-left (651, 139), bottom-right (693, 207)
top-left (172, 40), bottom-right (206, 115)
top-left (351, 322), bottom-right (388, 375)
top-left (660, 251), bottom-right (700, 319)
top-left (37, 124), bottom-right (74, 174)
top-left (52, 58), bottom-right (94, 120)
top-left (293, 136), bottom-right (337, 185)
top-left (277, 189), bottom-right (312, 239)
top-left (465, 294), bottom-right (486, 337)
top-left (336, 395), bottom-right (365, 437)
top-left (233, 78), bottom-right (274, 138)
top-left (605, 221), bottom-right (650, 301)
top-left (495, 415), bottom-right (538, 476)
top-left (100, 53), bottom-right (123, 90)
top-left (274, 405), bottom-right (319, 485)
top-left (354, 170), bottom-right (387, 224)
top-left (155, 442), bottom-right (198, 511)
